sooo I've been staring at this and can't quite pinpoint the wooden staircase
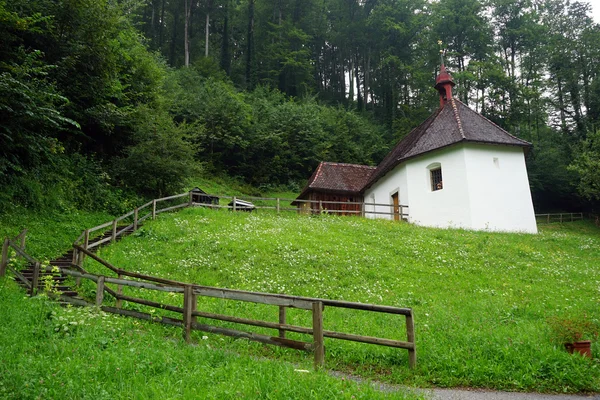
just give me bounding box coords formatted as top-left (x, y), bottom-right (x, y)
top-left (12, 226), bottom-right (135, 303)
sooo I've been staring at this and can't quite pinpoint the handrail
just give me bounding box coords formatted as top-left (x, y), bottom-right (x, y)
top-left (115, 210), bottom-right (134, 223)
top-left (87, 220), bottom-right (114, 234)
top-left (155, 192), bottom-right (188, 202)
top-left (7, 239), bottom-right (36, 263)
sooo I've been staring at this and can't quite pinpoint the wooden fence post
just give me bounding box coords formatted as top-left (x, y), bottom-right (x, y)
top-left (191, 291), bottom-right (197, 324)
top-left (96, 276), bottom-right (105, 307)
top-left (547, 214), bottom-right (550, 223)
top-left (189, 191), bottom-right (193, 207)
top-left (0, 238), bottom-right (9, 277)
top-left (183, 285), bottom-right (193, 343)
top-left (76, 238), bottom-right (86, 287)
top-left (319, 200), bottom-right (323, 213)
top-left (276, 198), bottom-right (280, 214)
top-left (111, 219), bottom-right (118, 243)
top-left (82, 229), bottom-right (90, 263)
top-left (71, 247), bottom-right (78, 265)
top-left (152, 200), bottom-right (157, 220)
top-left (233, 196), bottom-right (237, 212)
top-left (406, 311), bottom-right (416, 369)
top-left (360, 202), bottom-right (365, 218)
top-left (133, 208), bottom-right (139, 231)
top-left (400, 205), bottom-right (403, 221)
top-left (116, 273), bottom-right (123, 309)
top-left (19, 229), bottom-right (26, 255)
top-left (31, 261), bottom-right (40, 296)
top-left (312, 301), bottom-right (324, 369)
top-left (278, 306), bottom-right (287, 339)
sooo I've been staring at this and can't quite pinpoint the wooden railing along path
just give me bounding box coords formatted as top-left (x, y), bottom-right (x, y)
top-left (2, 191), bottom-right (417, 370)
top-left (63, 245), bottom-right (416, 369)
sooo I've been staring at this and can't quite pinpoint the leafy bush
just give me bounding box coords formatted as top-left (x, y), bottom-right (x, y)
top-left (114, 106), bottom-right (199, 198)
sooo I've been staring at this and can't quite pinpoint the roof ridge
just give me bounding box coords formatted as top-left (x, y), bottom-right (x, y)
top-left (310, 162), bottom-right (325, 188)
top-left (450, 98), bottom-right (466, 139)
top-left (321, 161), bottom-right (376, 169)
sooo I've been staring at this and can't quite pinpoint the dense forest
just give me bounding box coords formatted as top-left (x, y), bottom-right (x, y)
top-left (1, 0), bottom-right (599, 214)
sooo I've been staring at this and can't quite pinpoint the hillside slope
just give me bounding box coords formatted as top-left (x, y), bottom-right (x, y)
top-left (90, 208), bottom-right (600, 392)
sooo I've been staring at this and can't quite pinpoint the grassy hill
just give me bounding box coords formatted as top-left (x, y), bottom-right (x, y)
top-left (1, 183), bottom-right (599, 396)
top-left (83, 207), bottom-right (600, 393)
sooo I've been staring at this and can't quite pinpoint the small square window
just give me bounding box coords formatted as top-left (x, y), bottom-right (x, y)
top-left (431, 168), bottom-right (443, 191)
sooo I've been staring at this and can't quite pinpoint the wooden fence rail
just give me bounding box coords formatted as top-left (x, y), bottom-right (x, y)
top-left (535, 212), bottom-right (584, 223)
top-left (62, 249), bottom-right (417, 369)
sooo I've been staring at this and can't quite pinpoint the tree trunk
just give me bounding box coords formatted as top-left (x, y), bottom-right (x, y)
top-left (220, 0), bottom-right (230, 74)
top-left (246, 0), bottom-right (255, 89)
top-left (184, 0), bottom-right (191, 66)
top-left (355, 53), bottom-right (363, 111)
top-left (169, 5), bottom-right (179, 66)
top-left (158, 0), bottom-right (166, 48)
top-left (205, 10), bottom-right (210, 57)
top-left (556, 77), bottom-right (568, 134)
top-left (349, 56), bottom-right (355, 104)
top-left (365, 48), bottom-right (371, 109)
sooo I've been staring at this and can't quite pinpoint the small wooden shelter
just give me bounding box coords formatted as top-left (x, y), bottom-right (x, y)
top-left (190, 187), bottom-right (219, 205)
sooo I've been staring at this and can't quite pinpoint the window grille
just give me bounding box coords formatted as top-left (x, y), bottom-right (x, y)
top-left (431, 168), bottom-right (443, 191)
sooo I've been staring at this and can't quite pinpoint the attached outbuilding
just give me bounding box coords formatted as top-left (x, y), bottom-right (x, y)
top-left (291, 162), bottom-right (376, 215)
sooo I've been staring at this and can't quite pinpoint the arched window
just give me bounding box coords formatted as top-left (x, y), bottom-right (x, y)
top-left (427, 162), bottom-right (443, 191)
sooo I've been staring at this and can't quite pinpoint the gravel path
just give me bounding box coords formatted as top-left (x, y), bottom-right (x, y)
top-left (328, 371), bottom-right (599, 400)
top-left (416, 388), bottom-right (600, 400)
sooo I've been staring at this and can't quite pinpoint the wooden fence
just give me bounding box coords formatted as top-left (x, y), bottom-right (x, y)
top-left (535, 212), bottom-right (584, 223)
top-left (1, 229), bottom-right (35, 294)
top-left (65, 245), bottom-right (416, 369)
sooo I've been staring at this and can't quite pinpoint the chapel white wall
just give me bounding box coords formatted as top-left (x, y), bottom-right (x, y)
top-left (462, 144), bottom-right (537, 233)
top-left (364, 143), bottom-right (538, 234)
top-left (364, 164), bottom-right (408, 220)
top-left (403, 146), bottom-right (472, 228)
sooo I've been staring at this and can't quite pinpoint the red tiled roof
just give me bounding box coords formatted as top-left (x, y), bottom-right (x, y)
top-left (295, 162), bottom-right (376, 199)
top-left (363, 98), bottom-right (531, 189)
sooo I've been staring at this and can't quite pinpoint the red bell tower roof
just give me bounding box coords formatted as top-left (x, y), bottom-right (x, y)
top-left (434, 64), bottom-right (455, 107)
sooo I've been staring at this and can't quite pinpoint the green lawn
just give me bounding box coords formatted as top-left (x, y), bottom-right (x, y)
top-left (87, 208), bottom-right (600, 393)
top-left (2, 204), bottom-right (599, 395)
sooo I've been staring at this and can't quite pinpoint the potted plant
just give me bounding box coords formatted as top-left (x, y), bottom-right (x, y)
top-left (547, 315), bottom-right (598, 358)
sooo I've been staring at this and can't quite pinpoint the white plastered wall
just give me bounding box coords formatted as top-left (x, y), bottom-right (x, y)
top-left (462, 144), bottom-right (537, 233)
top-left (403, 146), bottom-right (473, 228)
top-left (364, 165), bottom-right (408, 220)
top-left (364, 143), bottom-right (538, 233)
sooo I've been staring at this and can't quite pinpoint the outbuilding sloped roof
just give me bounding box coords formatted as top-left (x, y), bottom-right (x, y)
top-left (364, 98), bottom-right (531, 189)
top-left (296, 162), bottom-right (376, 199)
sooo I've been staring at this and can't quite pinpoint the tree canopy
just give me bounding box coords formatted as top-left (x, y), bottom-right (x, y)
top-left (1, 0), bottom-right (599, 212)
